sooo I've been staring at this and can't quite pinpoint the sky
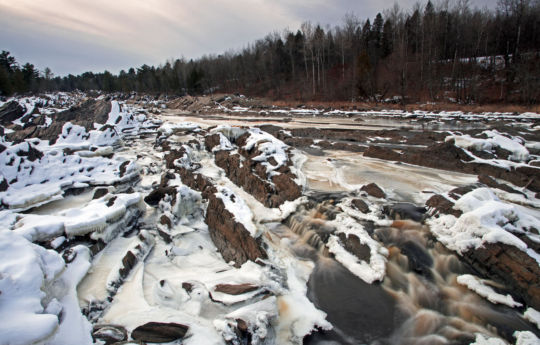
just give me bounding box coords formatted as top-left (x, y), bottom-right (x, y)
top-left (0, 0), bottom-right (497, 76)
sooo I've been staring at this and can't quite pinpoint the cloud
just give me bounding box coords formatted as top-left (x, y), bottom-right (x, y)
top-left (0, 0), bottom-right (497, 76)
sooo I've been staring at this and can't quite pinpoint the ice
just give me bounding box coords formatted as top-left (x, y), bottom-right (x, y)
top-left (428, 188), bottom-right (539, 256)
top-left (470, 334), bottom-right (506, 345)
top-left (457, 274), bottom-right (522, 308)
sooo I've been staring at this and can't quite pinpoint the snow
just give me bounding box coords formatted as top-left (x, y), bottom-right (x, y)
top-left (457, 274), bottom-right (522, 308)
top-left (216, 186), bottom-right (258, 237)
top-left (446, 130), bottom-right (530, 162)
top-left (523, 308), bottom-right (540, 330)
top-left (514, 331), bottom-right (540, 345)
top-left (470, 334), bottom-right (506, 345)
top-left (428, 188), bottom-right (539, 256)
top-left (326, 211), bottom-right (388, 284)
top-left (0, 231), bottom-right (93, 345)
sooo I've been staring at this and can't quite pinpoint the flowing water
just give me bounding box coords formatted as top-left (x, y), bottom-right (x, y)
top-left (276, 199), bottom-right (539, 344)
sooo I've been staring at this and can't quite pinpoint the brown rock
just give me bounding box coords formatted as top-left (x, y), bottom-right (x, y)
top-left (351, 198), bottom-right (369, 213)
top-left (131, 322), bottom-right (189, 343)
top-left (361, 183), bottom-right (386, 198)
top-left (204, 133), bottom-right (222, 151)
top-left (214, 283), bottom-right (259, 295)
top-left (425, 194), bottom-right (462, 217)
top-left (461, 243), bottom-right (540, 309)
top-left (159, 215), bottom-right (172, 228)
top-left (205, 194), bottom-right (267, 267)
top-left (338, 233), bottom-right (371, 262)
top-left (92, 187), bottom-right (109, 199)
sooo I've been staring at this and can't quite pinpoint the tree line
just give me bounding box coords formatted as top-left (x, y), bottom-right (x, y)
top-left (1, 0), bottom-right (540, 105)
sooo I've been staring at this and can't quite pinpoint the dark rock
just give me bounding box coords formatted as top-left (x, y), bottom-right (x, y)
top-left (106, 196), bottom-right (117, 207)
top-left (205, 194), bottom-right (267, 267)
top-left (214, 283), bottom-right (259, 295)
top-left (182, 282), bottom-right (193, 293)
top-left (448, 185), bottom-right (479, 200)
top-left (16, 143), bottom-right (43, 161)
top-left (337, 233), bottom-right (371, 262)
top-left (119, 251), bottom-right (136, 279)
top-left (92, 187), bottom-right (109, 199)
top-left (131, 322), bottom-right (189, 343)
top-left (383, 203), bottom-right (426, 222)
top-left (461, 243), bottom-right (540, 309)
top-left (93, 325), bottom-right (128, 345)
top-left (0, 101), bottom-right (24, 125)
top-left (0, 176), bottom-right (8, 192)
top-left (144, 186), bottom-right (177, 207)
top-left (478, 174), bottom-right (525, 196)
top-left (119, 161), bottom-right (130, 177)
top-left (425, 194), bottom-right (462, 217)
top-left (351, 199), bottom-right (369, 213)
top-left (360, 183), bottom-right (386, 198)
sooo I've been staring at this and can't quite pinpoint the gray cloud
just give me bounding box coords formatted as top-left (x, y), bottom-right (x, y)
top-left (0, 0), bottom-right (497, 76)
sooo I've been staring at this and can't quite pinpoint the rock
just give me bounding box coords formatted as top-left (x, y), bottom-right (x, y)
top-left (0, 101), bottom-right (24, 125)
top-left (383, 203), bottom-right (426, 222)
top-left (214, 283), bottom-right (259, 295)
top-left (461, 243), bottom-right (540, 310)
top-left (131, 322), bottom-right (189, 343)
top-left (361, 183), bottom-right (385, 198)
top-left (93, 187), bottom-right (110, 199)
top-left (205, 194), bottom-right (267, 267)
top-left (159, 215), bottom-right (172, 228)
top-left (478, 174), bottom-right (524, 195)
top-left (0, 176), bottom-right (8, 192)
top-left (204, 133), bottom-right (221, 151)
top-left (16, 143), bottom-right (43, 161)
top-left (182, 282), bottom-right (193, 293)
top-left (93, 325), bottom-right (128, 345)
top-left (144, 186), bottom-right (177, 207)
top-left (119, 251), bottom-right (137, 279)
top-left (351, 199), bottom-right (369, 213)
top-left (337, 233), bottom-right (371, 262)
top-left (425, 194), bottom-right (462, 217)
top-left (365, 142), bottom-right (540, 193)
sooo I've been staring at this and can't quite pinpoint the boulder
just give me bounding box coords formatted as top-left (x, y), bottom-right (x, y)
top-left (131, 322), bottom-right (189, 343)
top-left (425, 194), bottom-right (462, 217)
top-left (361, 183), bottom-right (386, 198)
top-left (143, 186), bottom-right (177, 207)
top-left (351, 199), bottom-right (369, 213)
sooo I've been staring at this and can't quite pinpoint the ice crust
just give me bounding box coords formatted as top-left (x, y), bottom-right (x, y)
top-left (457, 274), bottom-right (522, 308)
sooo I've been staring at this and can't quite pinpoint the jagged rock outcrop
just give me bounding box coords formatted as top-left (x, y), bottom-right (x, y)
top-left (425, 194), bottom-right (462, 217)
top-left (461, 243), bottom-right (540, 310)
top-left (205, 194), bottom-right (267, 267)
top-left (0, 101), bottom-right (24, 125)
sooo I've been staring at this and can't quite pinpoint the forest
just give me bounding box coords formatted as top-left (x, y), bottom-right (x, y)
top-left (1, 0), bottom-right (540, 105)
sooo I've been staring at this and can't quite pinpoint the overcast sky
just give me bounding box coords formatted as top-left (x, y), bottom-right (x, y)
top-left (0, 0), bottom-right (496, 76)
